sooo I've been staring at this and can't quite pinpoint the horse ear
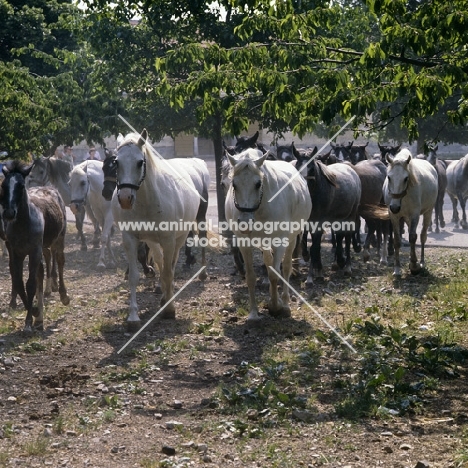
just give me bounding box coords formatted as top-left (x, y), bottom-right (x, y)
top-left (386, 154), bottom-right (394, 165)
top-left (310, 146), bottom-right (318, 157)
top-left (255, 152), bottom-right (269, 167)
top-left (138, 129), bottom-right (148, 148)
top-left (2, 165), bottom-right (8, 177)
top-left (434, 145), bottom-right (438, 151)
top-left (117, 133), bottom-right (124, 146)
top-left (406, 153), bottom-right (412, 164)
top-left (227, 154), bottom-right (238, 167)
top-left (23, 164), bottom-right (34, 178)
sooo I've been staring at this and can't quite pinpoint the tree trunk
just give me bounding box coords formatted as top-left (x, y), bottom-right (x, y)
top-left (212, 118), bottom-right (226, 223)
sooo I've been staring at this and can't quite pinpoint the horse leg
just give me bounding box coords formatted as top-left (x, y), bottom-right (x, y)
top-left (54, 236), bottom-right (70, 306)
top-left (291, 234), bottom-right (301, 277)
top-left (10, 252), bottom-right (27, 313)
top-left (408, 216), bottom-right (421, 275)
top-left (231, 241), bottom-right (245, 277)
top-left (333, 232), bottom-right (347, 271)
top-left (459, 193), bottom-right (468, 230)
top-left (34, 261), bottom-right (45, 331)
top-left (198, 224), bottom-right (208, 281)
top-left (438, 191), bottom-right (446, 228)
top-left (390, 217), bottom-right (403, 277)
top-left (75, 208), bottom-right (87, 251)
top-left (352, 216), bottom-right (362, 253)
top-left (419, 210), bottom-right (432, 271)
top-left (157, 236), bottom-right (182, 319)
top-left (43, 248), bottom-right (53, 296)
top-left (6, 242), bottom-right (18, 309)
top-left (239, 246), bottom-right (260, 322)
top-left (184, 231), bottom-right (196, 268)
top-left (362, 218), bottom-right (375, 262)
top-left (449, 194), bottom-right (459, 227)
top-left (301, 229), bottom-right (310, 262)
top-left (272, 240), bottom-right (296, 318)
top-left (122, 233), bottom-right (141, 330)
top-left (307, 230), bottom-right (323, 286)
top-left (379, 220), bottom-right (389, 266)
top-left (25, 250), bottom-right (41, 334)
top-left (343, 233), bottom-right (352, 275)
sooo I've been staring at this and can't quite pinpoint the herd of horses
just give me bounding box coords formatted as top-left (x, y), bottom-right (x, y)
top-left (0, 131), bottom-right (467, 334)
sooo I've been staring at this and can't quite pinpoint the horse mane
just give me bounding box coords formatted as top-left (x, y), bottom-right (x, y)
top-left (48, 157), bottom-right (71, 183)
top-left (230, 149), bottom-right (264, 179)
top-left (392, 149), bottom-right (418, 188)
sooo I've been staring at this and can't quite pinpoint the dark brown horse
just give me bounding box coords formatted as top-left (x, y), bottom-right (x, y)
top-left (1, 161), bottom-right (70, 334)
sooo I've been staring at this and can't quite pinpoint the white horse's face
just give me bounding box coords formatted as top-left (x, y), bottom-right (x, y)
top-left (116, 144), bottom-right (145, 210)
top-left (69, 169), bottom-right (89, 215)
top-left (386, 162), bottom-right (410, 214)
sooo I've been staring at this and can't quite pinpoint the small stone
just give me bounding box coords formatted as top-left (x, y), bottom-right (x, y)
top-left (154, 413), bottom-right (162, 420)
top-left (161, 445), bottom-right (176, 456)
top-left (43, 428), bottom-right (53, 437)
top-left (66, 430), bottom-right (77, 436)
top-left (7, 396), bottom-right (17, 402)
top-left (381, 431), bottom-right (393, 437)
top-left (414, 462), bottom-right (430, 468)
top-left (172, 400), bottom-right (183, 409)
top-left (202, 455), bottom-right (212, 463)
top-left (165, 420), bottom-right (183, 430)
top-left (3, 358), bottom-right (14, 368)
top-left (225, 454), bottom-right (235, 461)
top-left (400, 443), bottom-right (413, 450)
top-left (335, 298), bottom-right (344, 304)
top-left (197, 443), bottom-right (208, 453)
top-left (383, 446), bottom-right (393, 453)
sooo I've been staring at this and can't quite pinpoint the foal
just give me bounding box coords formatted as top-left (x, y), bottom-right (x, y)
top-left (1, 161), bottom-right (69, 333)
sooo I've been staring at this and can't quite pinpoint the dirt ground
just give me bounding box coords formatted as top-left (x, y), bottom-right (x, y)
top-left (0, 222), bottom-right (467, 468)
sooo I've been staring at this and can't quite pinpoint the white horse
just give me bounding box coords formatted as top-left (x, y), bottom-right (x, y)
top-left (225, 148), bottom-right (312, 322)
top-left (112, 130), bottom-right (201, 330)
top-left (446, 155), bottom-right (468, 229)
top-left (383, 148), bottom-right (438, 277)
top-left (70, 161), bottom-right (116, 271)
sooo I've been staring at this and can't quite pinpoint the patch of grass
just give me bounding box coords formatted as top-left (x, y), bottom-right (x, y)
top-left (0, 452), bottom-right (9, 468)
top-left (23, 436), bottom-right (49, 456)
top-left (139, 459), bottom-right (158, 468)
top-left (53, 416), bottom-right (65, 435)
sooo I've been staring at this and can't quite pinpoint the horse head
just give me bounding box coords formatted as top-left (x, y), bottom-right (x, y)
top-left (115, 129), bottom-right (148, 209)
top-left (26, 157), bottom-right (49, 188)
top-left (102, 155), bottom-right (117, 201)
top-left (276, 141), bottom-right (303, 162)
top-left (378, 143), bottom-right (401, 165)
top-left (228, 149), bottom-right (268, 229)
top-left (1, 161), bottom-right (33, 221)
top-left (386, 148), bottom-right (413, 214)
top-left (330, 141), bottom-right (353, 162)
top-left (69, 163), bottom-right (90, 216)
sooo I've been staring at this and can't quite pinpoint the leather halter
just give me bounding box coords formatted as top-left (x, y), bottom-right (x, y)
top-left (390, 188), bottom-right (407, 199)
top-left (116, 157), bottom-right (146, 191)
top-left (233, 184), bottom-right (264, 212)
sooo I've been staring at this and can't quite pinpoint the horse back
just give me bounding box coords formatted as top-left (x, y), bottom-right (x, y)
top-left (28, 187), bottom-right (66, 247)
top-left (312, 163), bottom-right (361, 221)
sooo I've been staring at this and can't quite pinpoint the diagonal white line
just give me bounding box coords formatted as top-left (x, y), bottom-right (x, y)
top-left (268, 266), bottom-right (357, 353)
top-left (117, 266), bottom-right (206, 354)
top-left (267, 115), bottom-right (356, 203)
top-left (118, 114), bottom-right (207, 202)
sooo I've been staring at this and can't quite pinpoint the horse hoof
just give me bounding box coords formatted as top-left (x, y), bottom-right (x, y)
top-left (246, 315), bottom-right (264, 327)
top-left (160, 309), bottom-right (175, 320)
top-left (268, 306), bottom-right (291, 319)
top-left (145, 267), bottom-right (156, 278)
top-left (44, 291), bottom-right (52, 297)
top-left (410, 264), bottom-right (422, 275)
top-left (126, 320), bottom-right (141, 332)
top-left (23, 325), bottom-right (34, 336)
top-left (199, 270), bottom-right (207, 281)
top-left (96, 264), bottom-right (106, 272)
top-left (380, 260), bottom-right (388, 267)
top-left (331, 262), bottom-right (339, 271)
top-left (435, 228), bottom-right (440, 234)
top-left (31, 306), bottom-right (40, 318)
top-left (440, 221), bottom-right (446, 228)
top-left (93, 243), bottom-right (101, 249)
top-left (362, 252), bottom-right (370, 263)
top-left (106, 262), bottom-right (116, 269)
top-left (60, 294), bottom-right (70, 306)
top-left (154, 284), bottom-right (162, 294)
top-left (34, 321), bottom-right (44, 332)
top-left (81, 244), bottom-right (87, 252)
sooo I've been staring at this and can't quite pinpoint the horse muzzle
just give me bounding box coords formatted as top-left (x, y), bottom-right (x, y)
top-left (117, 187), bottom-right (135, 209)
top-left (389, 200), bottom-right (401, 214)
top-left (3, 208), bottom-right (16, 221)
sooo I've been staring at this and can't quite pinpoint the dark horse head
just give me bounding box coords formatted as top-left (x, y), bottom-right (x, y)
top-left (101, 151), bottom-right (117, 201)
top-left (1, 161), bottom-right (33, 221)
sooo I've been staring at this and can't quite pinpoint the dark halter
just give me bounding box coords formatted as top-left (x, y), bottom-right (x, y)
top-left (233, 184), bottom-right (264, 212)
top-left (117, 157), bottom-right (147, 191)
top-left (390, 188), bottom-right (407, 199)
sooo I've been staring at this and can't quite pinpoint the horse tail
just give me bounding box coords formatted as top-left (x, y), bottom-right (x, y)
top-left (359, 203), bottom-right (389, 220)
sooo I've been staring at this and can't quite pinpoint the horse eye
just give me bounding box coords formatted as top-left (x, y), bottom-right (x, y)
top-left (404, 176), bottom-right (409, 183)
top-left (232, 183), bottom-right (237, 190)
top-left (255, 181), bottom-right (261, 189)
top-left (137, 160), bottom-right (144, 168)
top-left (81, 181), bottom-right (86, 187)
